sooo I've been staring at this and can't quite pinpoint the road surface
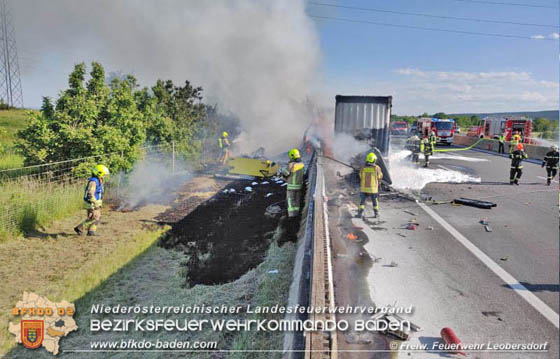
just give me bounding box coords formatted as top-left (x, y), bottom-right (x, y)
top-left (325, 144), bottom-right (558, 359)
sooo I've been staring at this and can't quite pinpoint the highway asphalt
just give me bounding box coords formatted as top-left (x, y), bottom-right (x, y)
top-left (325, 144), bottom-right (558, 358)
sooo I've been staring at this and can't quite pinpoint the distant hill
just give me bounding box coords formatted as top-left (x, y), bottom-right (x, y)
top-left (449, 110), bottom-right (558, 121)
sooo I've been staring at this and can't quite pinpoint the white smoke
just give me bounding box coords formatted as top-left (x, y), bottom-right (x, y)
top-left (13, 0), bottom-right (321, 154)
top-left (332, 133), bottom-right (370, 164)
top-left (389, 149), bottom-right (481, 191)
top-left (113, 151), bottom-right (192, 210)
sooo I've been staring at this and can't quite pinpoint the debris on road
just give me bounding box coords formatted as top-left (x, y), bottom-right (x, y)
top-left (480, 218), bottom-right (489, 225)
top-left (397, 233), bottom-right (406, 238)
top-left (440, 327), bottom-right (466, 356)
top-left (485, 225), bottom-right (492, 232)
top-left (267, 269), bottom-right (279, 274)
top-left (427, 226), bottom-right (434, 230)
top-left (453, 197), bottom-right (497, 209)
top-left (370, 311), bottom-right (417, 340)
top-left (500, 257), bottom-right (508, 261)
top-left (389, 261), bottom-right (398, 267)
top-left (403, 210), bottom-right (417, 216)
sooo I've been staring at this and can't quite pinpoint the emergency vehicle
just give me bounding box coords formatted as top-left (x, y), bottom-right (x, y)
top-left (467, 117), bottom-right (533, 143)
top-left (416, 117), bottom-right (456, 145)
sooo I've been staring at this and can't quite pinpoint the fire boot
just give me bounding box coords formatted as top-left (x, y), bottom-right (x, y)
top-left (74, 226), bottom-right (83, 235)
top-left (87, 231), bottom-right (98, 237)
top-left (374, 209), bottom-right (379, 218)
top-left (356, 209), bottom-right (363, 219)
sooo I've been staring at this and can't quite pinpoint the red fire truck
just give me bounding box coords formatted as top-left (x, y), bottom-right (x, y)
top-left (416, 117), bottom-right (456, 145)
top-left (467, 117), bottom-right (533, 143)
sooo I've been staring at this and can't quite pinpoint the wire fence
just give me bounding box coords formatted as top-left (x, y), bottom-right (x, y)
top-left (0, 143), bottom-right (177, 237)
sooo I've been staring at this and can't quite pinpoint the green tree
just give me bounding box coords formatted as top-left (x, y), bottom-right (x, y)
top-left (17, 62), bottom-right (145, 173)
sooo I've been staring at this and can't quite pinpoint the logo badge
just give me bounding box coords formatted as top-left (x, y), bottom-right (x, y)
top-left (21, 320), bottom-right (44, 349)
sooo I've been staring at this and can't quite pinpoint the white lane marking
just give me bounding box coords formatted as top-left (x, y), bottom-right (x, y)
top-left (417, 201), bottom-right (560, 329)
top-left (437, 165), bottom-right (453, 171)
top-left (537, 175), bottom-right (559, 184)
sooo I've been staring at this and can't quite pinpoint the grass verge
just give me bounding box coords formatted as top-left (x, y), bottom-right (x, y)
top-left (0, 212), bottom-right (169, 355)
top-left (5, 235), bottom-right (296, 358)
top-left (0, 180), bottom-right (83, 240)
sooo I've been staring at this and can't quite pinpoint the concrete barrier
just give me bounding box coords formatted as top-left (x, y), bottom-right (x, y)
top-left (453, 135), bottom-right (549, 161)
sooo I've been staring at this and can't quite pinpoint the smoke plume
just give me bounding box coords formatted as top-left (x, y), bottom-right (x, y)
top-left (13, 0), bottom-right (321, 155)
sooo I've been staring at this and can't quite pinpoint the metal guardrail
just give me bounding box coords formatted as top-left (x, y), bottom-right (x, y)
top-left (283, 151), bottom-right (317, 358)
top-left (283, 150), bottom-right (337, 359)
top-left (305, 153), bottom-right (337, 359)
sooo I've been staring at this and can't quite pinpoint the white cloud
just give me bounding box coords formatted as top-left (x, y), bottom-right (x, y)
top-left (386, 68), bottom-right (558, 114)
top-left (531, 33), bottom-right (559, 40)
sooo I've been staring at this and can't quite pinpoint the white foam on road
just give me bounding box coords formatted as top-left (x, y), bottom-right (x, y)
top-left (431, 153), bottom-right (488, 162)
top-left (388, 150), bottom-right (481, 191)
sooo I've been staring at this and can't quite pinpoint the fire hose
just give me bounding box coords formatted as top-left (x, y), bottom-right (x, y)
top-left (433, 137), bottom-right (484, 152)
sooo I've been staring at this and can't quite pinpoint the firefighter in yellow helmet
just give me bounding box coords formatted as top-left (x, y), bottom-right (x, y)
top-left (218, 131), bottom-right (230, 165)
top-left (282, 148), bottom-right (305, 217)
top-left (357, 152), bottom-right (383, 218)
top-left (74, 164), bottom-right (109, 236)
top-left (510, 130), bottom-right (522, 153)
top-left (420, 137), bottom-right (432, 167)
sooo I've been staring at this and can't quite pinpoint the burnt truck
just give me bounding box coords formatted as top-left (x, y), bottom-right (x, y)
top-left (334, 95), bottom-right (392, 184)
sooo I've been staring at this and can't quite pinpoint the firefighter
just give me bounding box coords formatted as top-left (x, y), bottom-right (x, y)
top-left (406, 135), bottom-right (421, 164)
top-left (420, 137), bottom-right (432, 167)
top-left (498, 133), bottom-right (505, 154)
top-left (542, 144), bottom-right (559, 186)
top-left (510, 130), bottom-right (521, 153)
top-left (509, 143), bottom-right (528, 185)
top-left (429, 130), bottom-right (438, 148)
top-left (282, 148), bottom-right (305, 218)
top-left (357, 152), bottom-right (383, 219)
top-left (218, 131), bottom-right (230, 165)
top-left (74, 164), bottom-right (109, 236)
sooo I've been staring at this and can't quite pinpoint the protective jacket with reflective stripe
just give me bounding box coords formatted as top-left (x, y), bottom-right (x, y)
top-left (286, 161), bottom-right (304, 190)
top-left (544, 150), bottom-right (559, 168)
top-left (359, 164), bottom-right (383, 194)
top-left (218, 137), bottom-right (229, 149)
top-left (510, 150), bottom-right (527, 168)
top-left (84, 177), bottom-right (103, 202)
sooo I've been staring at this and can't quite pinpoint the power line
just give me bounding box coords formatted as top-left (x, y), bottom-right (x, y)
top-left (309, 1), bottom-right (559, 28)
top-left (308, 14), bottom-right (558, 40)
top-left (451, 0), bottom-right (558, 9)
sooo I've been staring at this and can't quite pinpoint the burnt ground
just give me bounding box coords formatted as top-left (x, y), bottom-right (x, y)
top-left (159, 178), bottom-right (302, 287)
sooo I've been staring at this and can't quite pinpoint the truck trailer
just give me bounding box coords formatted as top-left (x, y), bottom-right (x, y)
top-left (334, 95), bottom-right (392, 156)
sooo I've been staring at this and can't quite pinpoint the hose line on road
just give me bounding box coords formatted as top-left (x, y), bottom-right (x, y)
top-left (433, 138), bottom-right (484, 152)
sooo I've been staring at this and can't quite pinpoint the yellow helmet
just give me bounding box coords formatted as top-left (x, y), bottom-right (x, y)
top-left (366, 152), bottom-right (377, 163)
top-left (288, 148), bottom-right (301, 160)
top-left (92, 164), bottom-right (110, 178)
top-left (222, 131), bottom-right (228, 138)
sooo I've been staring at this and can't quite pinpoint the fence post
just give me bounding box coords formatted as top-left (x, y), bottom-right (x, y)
top-left (172, 141), bottom-right (176, 173)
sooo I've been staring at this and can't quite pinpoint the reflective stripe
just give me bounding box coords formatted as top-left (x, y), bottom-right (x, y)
top-left (287, 162), bottom-right (304, 190)
top-left (360, 166), bottom-right (381, 193)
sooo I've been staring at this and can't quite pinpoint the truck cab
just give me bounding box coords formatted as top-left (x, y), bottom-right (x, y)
top-left (432, 118), bottom-right (456, 145)
top-left (390, 121), bottom-right (408, 136)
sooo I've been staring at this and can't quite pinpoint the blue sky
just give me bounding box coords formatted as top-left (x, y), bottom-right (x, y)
top-left (307, 0), bottom-right (559, 114)
top-left (10, 0), bottom-right (560, 116)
